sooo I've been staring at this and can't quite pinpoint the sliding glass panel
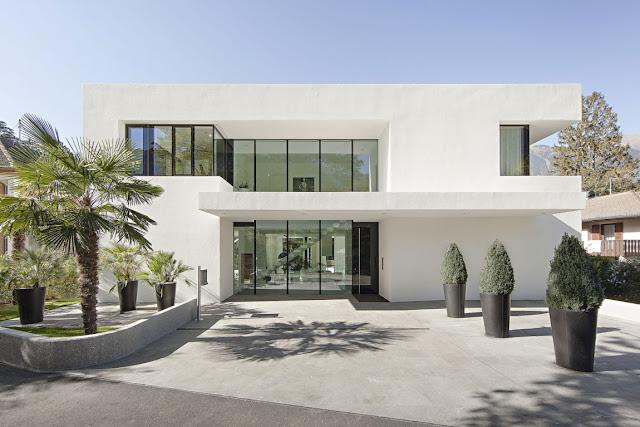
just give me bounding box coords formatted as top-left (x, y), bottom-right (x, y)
top-left (194, 126), bottom-right (214, 176)
top-left (233, 140), bottom-right (255, 191)
top-left (288, 220), bottom-right (321, 294)
top-left (126, 126), bottom-right (145, 175)
top-left (174, 127), bottom-right (192, 176)
top-left (321, 140), bottom-right (352, 192)
top-left (353, 140), bottom-right (378, 192)
top-left (256, 140), bottom-right (287, 192)
top-left (500, 126), bottom-right (530, 176)
top-left (152, 126), bottom-right (173, 176)
top-left (288, 140), bottom-right (319, 192)
top-left (320, 220), bottom-right (352, 294)
top-left (233, 224), bottom-right (255, 295)
top-left (255, 221), bottom-right (287, 294)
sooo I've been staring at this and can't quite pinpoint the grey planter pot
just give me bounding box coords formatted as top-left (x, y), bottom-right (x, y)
top-left (118, 280), bottom-right (138, 314)
top-left (443, 283), bottom-right (466, 318)
top-left (480, 293), bottom-right (511, 338)
top-left (14, 287), bottom-right (46, 324)
top-left (549, 307), bottom-right (598, 372)
top-left (155, 282), bottom-right (176, 311)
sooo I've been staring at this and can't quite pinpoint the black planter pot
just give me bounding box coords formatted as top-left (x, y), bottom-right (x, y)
top-left (14, 287), bottom-right (46, 324)
top-left (480, 293), bottom-right (511, 338)
top-left (443, 283), bottom-right (466, 318)
top-left (549, 307), bottom-right (598, 372)
top-left (118, 280), bottom-right (138, 314)
top-left (155, 282), bottom-right (176, 311)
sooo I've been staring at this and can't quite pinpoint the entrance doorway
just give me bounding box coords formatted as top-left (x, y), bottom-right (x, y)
top-left (352, 222), bottom-right (379, 295)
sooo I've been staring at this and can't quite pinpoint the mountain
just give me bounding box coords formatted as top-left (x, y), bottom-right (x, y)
top-left (530, 134), bottom-right (640, 176)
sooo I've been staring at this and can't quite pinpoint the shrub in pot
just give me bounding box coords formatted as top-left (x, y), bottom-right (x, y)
top-left (478, 239), bottom-right (514, 338)
top-left (13, 247), bottom-right (63, 324)
top-left (101, 242), bottom-right (146, 314)
top-left (145, 251), bottom-right (192, 311)
top-left (440, 243), bottom-right (468, 318)
top-left (546, 233), bottom-right (604, 372)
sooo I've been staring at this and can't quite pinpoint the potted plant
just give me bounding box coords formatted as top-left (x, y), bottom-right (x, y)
top-left (101, 242), bottom-right (145, 314)
top-left (145, 251), bottom-right (192, 311)
top-left (440, 243), bottom-right (468, 318)
top-left (478, 239), bottom-right (514, 338)
top-left (236, 180), bottom-right (251, 192)
top-left (13, 247), bottom-right (62, 324)
top-left (546, 233), bottom-right (604, 372)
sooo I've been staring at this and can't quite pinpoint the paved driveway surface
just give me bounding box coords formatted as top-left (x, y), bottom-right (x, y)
top-left (60, 297), bottom-right (640, 425)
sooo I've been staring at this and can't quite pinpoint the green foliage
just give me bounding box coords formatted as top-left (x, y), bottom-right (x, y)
top-left (607, 258), bottom-right (640, 304)
top-left (478, 239), bottom-right (514, 295)
top-left (551, 92), bottom-right (638, 196)
top-left (546, 233), bottom-right (604, 311)
top-left (592, 255), bottom-right (613, 289)
top-left (101, 242), bottom-right (146, 292)
top-left (8, 326), bottom-right (115, 337)
top-left (440, 243), bottom-right (468, 284)
top-left (144, 250), bottom-right (192, 285)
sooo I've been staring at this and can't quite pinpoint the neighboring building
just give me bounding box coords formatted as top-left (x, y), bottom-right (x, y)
top-left (582, 191), bottom-right (640, 258)
top-left (0, 137), bottom-right (17, 255)
top-left (83, 84), bottom-right (584, 303)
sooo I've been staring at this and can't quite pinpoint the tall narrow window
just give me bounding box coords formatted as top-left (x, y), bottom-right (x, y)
top-left (500, 125), bottom-right (530, 176)
top-left (174, 127), bottom-right (192, 175)
top-left (233, 140), bottom-right (255, 191)
top-left (127, 126), bottom-right (145, 175)
top-left (288, 140), bottom-right (319, 192)
top-left (194, 126), bottom-right (214, 176)
top-left (321, 140), bottom-right (352, 191)
top-left (256, 140), bottom-right (287, 191)
top-left (152, 126), bottom-right (173, 176)
top-left (353, 140), bottom-right (378, 191)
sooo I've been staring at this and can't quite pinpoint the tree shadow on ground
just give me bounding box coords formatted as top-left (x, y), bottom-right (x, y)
top-left (462, 329), bottom-right (640, 426)
top-left (207, 320), bottom-right (409, 362)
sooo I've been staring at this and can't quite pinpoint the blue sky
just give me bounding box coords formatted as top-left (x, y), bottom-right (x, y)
top-left (1, 0), bottom-right (638, 144)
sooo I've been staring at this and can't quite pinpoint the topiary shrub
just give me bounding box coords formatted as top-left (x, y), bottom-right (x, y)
top-left (440, 243), bottom-right (468, 284)
top-left (546, 233), bottom-right (604, 311)
top-left (478, 239), bottom-right (514, 295)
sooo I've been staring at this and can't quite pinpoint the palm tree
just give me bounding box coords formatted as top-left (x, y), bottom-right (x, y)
top-left (0, 114), bottom-right (163, 334)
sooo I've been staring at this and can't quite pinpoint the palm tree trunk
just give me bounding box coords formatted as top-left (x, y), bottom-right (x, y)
top-left (11, 231), bottom-right (25, 259)
top-left (77, 232), bottom-right (99, 335)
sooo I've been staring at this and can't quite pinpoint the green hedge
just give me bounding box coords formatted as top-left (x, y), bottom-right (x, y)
top-left (440, 243), bottom-right (468, 284)
top-left (478, 239), bottom-right (514, 295)
top-left (546, 233), bottom-right (603, 311)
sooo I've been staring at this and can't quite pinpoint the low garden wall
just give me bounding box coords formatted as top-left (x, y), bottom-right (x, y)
top-left (0, 299), bottom-right (197, 372)
top-left (599, 298), bottom-right (640, 324)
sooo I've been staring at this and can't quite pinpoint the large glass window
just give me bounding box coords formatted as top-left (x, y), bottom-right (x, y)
top-left (256, 140), bottom-right (287, 192)
top-left (152, 126), bottom-right (173, 176)
top-left (321, 140), bottom-right (352, 192)
top-left (235, 220), bottom-right (352, 295)
top-left (174, 127), bottom-right (192, 175)
top-left (233, 140), bottom-right (255, 191)
top-left (353, 140), bottom-right (378, 192)
top-left (288, 140), bottom-right (319, 192)
top-left (255, 220), bottom-right (287, 294)
top-left (500, 125), bottom-right (530, 176)
top-left (194, 126), bottom-right (214, 176)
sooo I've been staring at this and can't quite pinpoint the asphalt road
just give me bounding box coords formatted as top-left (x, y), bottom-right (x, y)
top-left (0, 363), bottom-right (436, 427)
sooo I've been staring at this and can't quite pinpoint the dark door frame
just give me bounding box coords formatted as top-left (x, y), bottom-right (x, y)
top-left (352, 222), bottom-right (379, 295)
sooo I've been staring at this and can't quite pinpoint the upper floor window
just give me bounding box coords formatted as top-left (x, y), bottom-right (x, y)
top-left (500, 125), bottom-right (529, 176)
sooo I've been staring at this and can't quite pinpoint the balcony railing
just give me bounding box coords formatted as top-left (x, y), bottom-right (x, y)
top-left (584, 239), bottom-right (640, 258)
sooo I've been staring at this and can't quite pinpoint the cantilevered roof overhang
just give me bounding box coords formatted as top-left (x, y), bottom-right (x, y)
top-left (199, 191), bottom-right (586, 221)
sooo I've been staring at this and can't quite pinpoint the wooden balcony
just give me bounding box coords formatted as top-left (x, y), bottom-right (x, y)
top-left (599, 240), bottom-right (640, 258)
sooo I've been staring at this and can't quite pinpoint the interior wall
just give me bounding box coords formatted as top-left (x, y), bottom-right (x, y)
top-left (379, 211), bottom-right (580, 302)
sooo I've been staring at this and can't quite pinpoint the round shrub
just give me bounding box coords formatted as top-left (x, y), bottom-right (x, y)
top-left (478, 239), bottom-right (514, 295)
top-left (440, 243), bottom-right (468, 284)
top-left (546, 233), bottom-right (604, 311)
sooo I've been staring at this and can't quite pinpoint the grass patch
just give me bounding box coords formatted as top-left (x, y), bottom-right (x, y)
top-left (7, 326), bottom-right (116, 337)
top-left (0, 298), bottom-right (80, 321)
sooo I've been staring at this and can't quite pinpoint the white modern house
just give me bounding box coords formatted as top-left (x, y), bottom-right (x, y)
top-left (83, 84), bottom-right (585, 304)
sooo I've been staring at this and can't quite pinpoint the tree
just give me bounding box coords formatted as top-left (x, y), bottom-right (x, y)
top-left (551, 91), bottom-right (638, 196)
top-left (0, 121), bottom-right (15, 138)
top-left (0, 114), bottom-right (163, 334)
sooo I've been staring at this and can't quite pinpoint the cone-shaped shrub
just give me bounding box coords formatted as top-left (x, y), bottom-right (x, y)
top-left (546, 233), bottom-right (604, 311)
top-left (440, 243), bottom-right (468, 284)
top-left (478, 239), bottom-right (514, 295)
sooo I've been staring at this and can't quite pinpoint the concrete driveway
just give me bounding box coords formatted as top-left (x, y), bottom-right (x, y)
top-left (70, 296), bottom-right (640, 426)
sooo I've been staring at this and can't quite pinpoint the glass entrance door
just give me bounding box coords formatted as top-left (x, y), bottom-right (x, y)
top-left (352, 223), bottom-right (379, 295)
